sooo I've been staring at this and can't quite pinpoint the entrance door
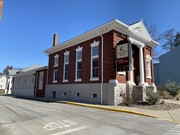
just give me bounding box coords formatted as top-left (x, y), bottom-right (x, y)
top-left (34, 69), bottom-right (47, 97)
top-left (132, 45), bottom-right (140, 85)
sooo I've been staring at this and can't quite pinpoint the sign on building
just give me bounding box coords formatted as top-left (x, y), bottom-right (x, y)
top-left (116, 43), bottom-right (129, 71)
top-left (117, 43), bottom-right (128, 59)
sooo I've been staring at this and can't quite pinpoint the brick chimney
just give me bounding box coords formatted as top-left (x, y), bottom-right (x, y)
top-left (53, 33), bottom-right (58, 47)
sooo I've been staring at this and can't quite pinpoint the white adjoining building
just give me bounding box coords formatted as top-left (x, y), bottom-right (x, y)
top-left (0, 69), bottom-right (19, 94)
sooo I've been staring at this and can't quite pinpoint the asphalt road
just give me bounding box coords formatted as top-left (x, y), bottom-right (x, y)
top-left (0, 95), bottom-right (179, 135)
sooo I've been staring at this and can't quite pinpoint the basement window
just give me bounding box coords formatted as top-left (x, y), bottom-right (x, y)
top-left (76, 92), bottom-right (80, 97)
top-left (92, 93), bottom-right (97, 98)
top-left (63, 92), bottom-right (67, 96)
top-left (53, 91), bottom-right (56, 99)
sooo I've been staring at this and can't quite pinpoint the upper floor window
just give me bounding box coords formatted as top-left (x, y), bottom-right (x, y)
top-left (90, 41), bottom-right (99, 81)
top-left (54, 54), bottom-right (59, 67)
top-left (75, 47), bottom-right (83, 81)
top-left (146, 55), bottom-right (152, 79)
top-left (63, 51), bottom-right (69, 82)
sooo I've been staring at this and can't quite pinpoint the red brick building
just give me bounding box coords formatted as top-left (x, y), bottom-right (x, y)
top-left (44, 19), bottom-right (158, 105)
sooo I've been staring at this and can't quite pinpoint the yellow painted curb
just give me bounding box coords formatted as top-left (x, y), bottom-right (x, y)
top-left (65, 101), bottom-right (180, 123)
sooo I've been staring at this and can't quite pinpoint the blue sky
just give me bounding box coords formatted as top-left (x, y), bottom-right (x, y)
top-left (0, 0), bottom-right (180, 72)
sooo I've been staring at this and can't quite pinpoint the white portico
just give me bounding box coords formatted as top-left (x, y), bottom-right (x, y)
top-left (128, 37), bottom-right (145, 86)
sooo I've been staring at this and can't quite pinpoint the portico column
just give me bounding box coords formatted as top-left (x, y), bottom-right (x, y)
top-left (139, 45), bottom-right (145, 86)
top-left (128, 41), bottom-right (134, 83)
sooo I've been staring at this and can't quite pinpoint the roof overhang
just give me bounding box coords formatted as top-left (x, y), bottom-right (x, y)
top-left (44, 19), bottom-right (159, 55)
top-left (13, 66), bottom-right (47, 77)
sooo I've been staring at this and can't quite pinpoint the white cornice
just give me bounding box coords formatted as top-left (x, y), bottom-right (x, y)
top-left (44, 19), bottom-right (158, 55)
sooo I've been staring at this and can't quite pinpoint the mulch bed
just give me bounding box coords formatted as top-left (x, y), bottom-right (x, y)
top-left (119, 101), bottom-right (180, 111)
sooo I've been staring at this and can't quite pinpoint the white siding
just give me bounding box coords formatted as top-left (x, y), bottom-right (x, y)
top-left (13, 74), bottom-right (35, 97)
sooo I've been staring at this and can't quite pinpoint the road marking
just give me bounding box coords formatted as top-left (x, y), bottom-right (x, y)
top-left (164, 124), bottom-right (180, 135)
top-left (43, 120), bottom-right (77, 131)
top-left (51, 126), bottom-right (88, 135)
top-left (165, 133), bottom-right (180, 135)
top-left (168, 130), bottom-right (180, 133)
top-left (2, 123), bottom-right (17, 128)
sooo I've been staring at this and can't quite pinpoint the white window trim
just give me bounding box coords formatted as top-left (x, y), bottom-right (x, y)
top-left (63, 51), bottom-right (69, 82)
top-left (75, 79), bottom-right (82, 82)
top-left (53, 70), bottom-right (58, 83)
top-left (75, 46), bottom-right (83, 82)
top-left (146, 55), bottom-right (152, 79)
top-left (117, 71), bottom-right (126, 76)
top-left (54, 54), bottom-right (59, 67)
top-left (90, 41), bottom-right (99, 81)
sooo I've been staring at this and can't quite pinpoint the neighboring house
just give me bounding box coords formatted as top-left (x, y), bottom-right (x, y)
top-left (13, 65), bottom-right (47, 98)
top-left (0, 75), bottom-right (7, 90)
top-left (0, 0), bottom-right (3, 20)
top-left (154, 45), bottom-right (180, 85)
top-left (0, 69), bottom-right (19, 94)
top-left (43, 19), bottom-right (158, 105)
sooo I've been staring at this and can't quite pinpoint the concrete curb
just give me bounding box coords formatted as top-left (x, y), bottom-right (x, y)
top-left (65, 101), bottom-right (180, 123)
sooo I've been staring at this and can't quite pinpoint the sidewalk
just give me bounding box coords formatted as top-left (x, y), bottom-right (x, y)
top-left (64, 100), bottom-right (180, 123)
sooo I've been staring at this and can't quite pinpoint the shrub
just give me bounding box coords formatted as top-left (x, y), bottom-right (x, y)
top-left (165, 80), bottom-right (180, 98)
top-left (157, 85), bottom-right (166, 97)
top-left (146, 91), bottom-right (160, 105)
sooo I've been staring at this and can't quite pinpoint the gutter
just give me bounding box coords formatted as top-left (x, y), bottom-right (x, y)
top-left (98, 28), bottom-right (103, 105)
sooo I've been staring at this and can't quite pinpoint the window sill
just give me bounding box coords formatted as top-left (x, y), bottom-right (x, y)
top-left (54, 65), bottom-right (58, 67)
top-left (53, 80), bottom-right (57, 83)
top-left (63, 80), bottom-right (68, 83)
top-left (147, 76), bottom-right (152, 79)
top-left (75, 79), bottom-right (82, 82)
top-left (117, 71), bottom-right (126, 76)
top-left (90, 78), bottom-right (99, 81)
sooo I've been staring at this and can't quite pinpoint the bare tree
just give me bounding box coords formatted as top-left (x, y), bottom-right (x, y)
top-left (173, 32), bottom-right (180, 47)
top-left (144, 22), bottom-right (163, 62)
top-left (161, 28), bottom-right (175, 51)
top-left (3, 65), bottom-right (13, 75)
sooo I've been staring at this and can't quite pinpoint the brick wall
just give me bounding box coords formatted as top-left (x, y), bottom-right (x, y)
top-left (112, 31), bottom-right (128, 83)
top-left (47, 30), bottom-right (126, 85)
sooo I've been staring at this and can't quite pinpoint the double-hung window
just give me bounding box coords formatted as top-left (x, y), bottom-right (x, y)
top-left (146, 55), bottom-right (152, 79)
top-left (90, 41), bottom-right (99, 81)
top-left (54, 54), bottom-right (59, 67)
top-left (75, 47), bottom-right (83, 81)
top-left (63, 51), bottom-right (69, 82)
top-left (53, 70), bottom-right (58, 83)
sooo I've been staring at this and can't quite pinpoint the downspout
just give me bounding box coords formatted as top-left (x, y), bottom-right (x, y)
top-left (45, 55), bottom-right (49, 100)
top-left (98, 28), bottom-right (103, 105)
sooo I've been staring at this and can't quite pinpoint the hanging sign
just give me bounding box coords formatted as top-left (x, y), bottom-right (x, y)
top-left (116, 43), bottom-right (129, 71)
top-left (117, 43), bottom-right (128, 59)
top-left (116, 43), bottom-right (129, 64)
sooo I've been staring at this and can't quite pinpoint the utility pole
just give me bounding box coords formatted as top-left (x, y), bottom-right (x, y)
top-left (0, 0), bottom-right (4, 21)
